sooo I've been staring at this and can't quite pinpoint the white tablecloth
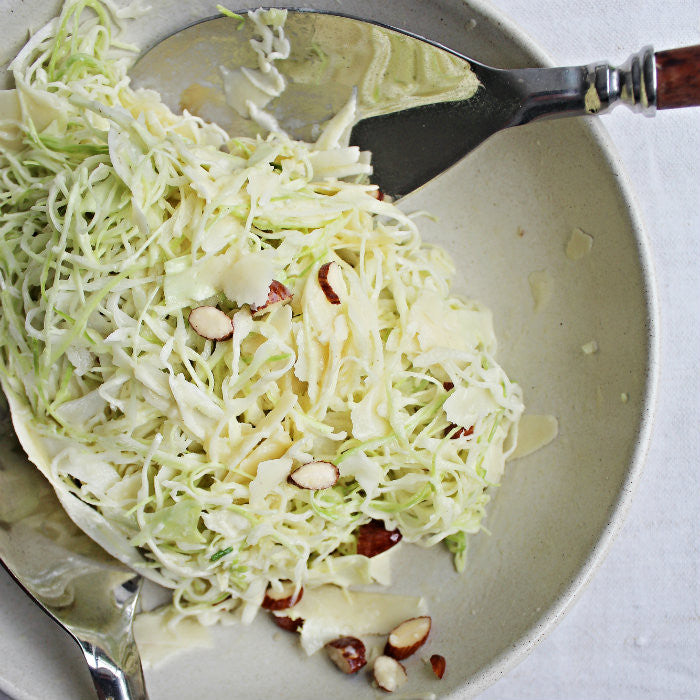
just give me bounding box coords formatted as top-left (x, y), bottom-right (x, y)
top-left (477, 1), bottom-right (700, 699)
top-left (0, 1), bottom-right (698, 699)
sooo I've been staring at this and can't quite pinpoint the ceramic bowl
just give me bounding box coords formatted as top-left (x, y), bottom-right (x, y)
top-left (0, 1), bottom-right (656, 698)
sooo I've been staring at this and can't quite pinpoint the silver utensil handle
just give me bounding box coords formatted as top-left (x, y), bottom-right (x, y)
top-left (506, 46), bottom-right (656, 126)
top-left (586, 46), bottom-right (656, 114)
top-left (79, 639), bottom-right (148, 700)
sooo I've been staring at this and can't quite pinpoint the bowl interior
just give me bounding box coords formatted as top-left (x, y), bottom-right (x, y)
top-left (0, 1), bottom-right (655, 699)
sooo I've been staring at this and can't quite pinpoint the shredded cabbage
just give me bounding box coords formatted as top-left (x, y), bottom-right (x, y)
top-left (0, 0), bottom-right (524, 624)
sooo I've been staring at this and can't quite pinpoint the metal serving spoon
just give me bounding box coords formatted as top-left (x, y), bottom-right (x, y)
top-left (0, 401), bottom-right (148, 700)
top-left (130, 10), bottom-right (700, 198)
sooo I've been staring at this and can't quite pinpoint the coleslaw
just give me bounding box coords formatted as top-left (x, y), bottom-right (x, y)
top-left (0, 0), bottom-right (524, 626)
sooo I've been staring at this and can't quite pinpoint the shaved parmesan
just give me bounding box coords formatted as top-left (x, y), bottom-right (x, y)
top-left (510, 414), bottom-right (559, 460)
top-left (223, 253), bottom-right (276, 308)
top-left (282, 585), bottom-right (427, 654)
top-left (443, 386), bottom-right (499, 429)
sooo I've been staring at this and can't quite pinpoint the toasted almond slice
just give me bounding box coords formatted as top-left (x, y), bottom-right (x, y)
top-left (325, 636), bottom-right (367, 674)
top-left (373, 655), bottom-right (407, 693)
top-left (445, 423), bottom-right (474, 439)
top-left (317, 262), bottom-right (344, 304)
top-left (429, 654), bottom-right (446, 679)
top-left (384, 616), bottom-right (431, 660)
top-left (188, 306), bottom-right (234, 341)
top-left (370, 189), bottom-right (393, 203)
top-left (271, 614), bottom-right (304, 633)
top-left (261, 581), bottom-right (303, 611)
top-left (356, 520), bottom-right (402, 558)
top-left (288, 461), bottom-right (339, 490)
top-left (250, 280), bottom-right (292, 317)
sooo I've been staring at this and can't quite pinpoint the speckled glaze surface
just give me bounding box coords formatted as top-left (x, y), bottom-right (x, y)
top-left (0, 1), bottom-right (657, 699)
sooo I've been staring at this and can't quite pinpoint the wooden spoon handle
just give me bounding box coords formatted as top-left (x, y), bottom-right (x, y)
top-left (656, 45), bottom-right (700, 109)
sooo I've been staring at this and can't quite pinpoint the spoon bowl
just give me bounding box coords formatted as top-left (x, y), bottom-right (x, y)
top-left (0, 400), bottom-right (148, 700)
top-left (131, 10), bottom-right (699, 197)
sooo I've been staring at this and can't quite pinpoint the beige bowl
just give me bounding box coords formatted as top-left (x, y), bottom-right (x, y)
top-left (0, 1), bottom-right (657, 698)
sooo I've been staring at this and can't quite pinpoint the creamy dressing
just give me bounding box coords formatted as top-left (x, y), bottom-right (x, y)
top-left (218, 9), bottom-right (480, 140)
top-left (133, 609), bottom-right (214, 669)
top-left (528, 269), bottom-right (553, 312)
top-left (220, 9), bottom-right (291, 132)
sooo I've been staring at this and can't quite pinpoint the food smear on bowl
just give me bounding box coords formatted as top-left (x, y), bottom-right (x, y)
top-left (0, 0), bottom-right (525, 676)
top-left (527, 268), bottom-right (553, 312)
top-left (566, 227), bottom-right (594, 260)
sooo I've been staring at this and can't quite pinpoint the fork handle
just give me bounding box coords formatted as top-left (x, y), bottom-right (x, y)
top-left (656, 45), bottom-right (700, 109)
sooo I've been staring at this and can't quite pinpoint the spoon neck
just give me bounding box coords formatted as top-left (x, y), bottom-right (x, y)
top-left (506, 46), bottom-right (656, 125)
top-left (586, 46), bottom-right (656, 115)
top-left (78, 638), bottom-right (149, 700)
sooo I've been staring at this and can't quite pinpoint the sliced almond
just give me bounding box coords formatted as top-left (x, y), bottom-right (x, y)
top-left (271, 614), bottom-right (304, 633)
top-left (370, 189), bottom-right (393, 203)
top-left (446, 423), bottom-right (474, 439)
top-left (373, 655), bottom-right (407, 693)
top-left (325, 636), bottom-right (367, 674)
top-left (288, 461), bottom-right (339, 490)
top-left (188, 306), bottom-right (234, 341)
top-left (261, 581), bottom-right (303, 611)
top-left (317, 262), bottom-right (344, 305)
top-left (356, 520), bottom-right (402, 558)
top-left (384, 616), bottom-right (431, 660)
top-left (429, 654), bottom-right (446, 679)
top-left (250, 279), bottom-right (292, 317)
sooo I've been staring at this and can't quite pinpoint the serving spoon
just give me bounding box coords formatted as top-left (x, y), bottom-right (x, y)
top-left (0, 400), bottom-right (148, 700)
top-left (130, 10), bottom-right (700, 198)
